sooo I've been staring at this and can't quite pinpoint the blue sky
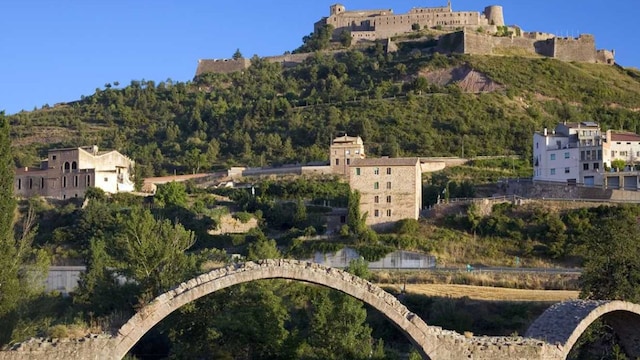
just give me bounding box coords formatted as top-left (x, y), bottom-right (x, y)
top-left (1, 0), bottom-right (638, 115)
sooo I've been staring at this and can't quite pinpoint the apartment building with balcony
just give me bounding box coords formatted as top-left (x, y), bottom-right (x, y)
top-left (533, 122), bottom-right (640, 190)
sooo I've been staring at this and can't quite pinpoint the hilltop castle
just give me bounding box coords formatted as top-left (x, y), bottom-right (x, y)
top-left (195, 2), bottom-right (614, 77)
top-left (315, 2), bottom-right (504, 41)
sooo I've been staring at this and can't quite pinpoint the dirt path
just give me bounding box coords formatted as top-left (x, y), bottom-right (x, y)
top-left (382, 284), bottom-right (579, 302)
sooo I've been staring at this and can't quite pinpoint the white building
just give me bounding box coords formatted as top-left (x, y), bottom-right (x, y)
top-left (533, 122), bottom-right (603, 185)
top-left (533, 122), bottom-right (640, 189)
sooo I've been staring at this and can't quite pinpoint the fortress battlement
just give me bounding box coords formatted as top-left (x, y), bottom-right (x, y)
top-left (195, 2), bottom-right (614, 77)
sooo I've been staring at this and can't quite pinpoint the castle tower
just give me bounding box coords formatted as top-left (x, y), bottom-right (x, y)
top-left (330, 4), bottom-right (346, 16)
top-left (484, 5), bottom-right (504, 26)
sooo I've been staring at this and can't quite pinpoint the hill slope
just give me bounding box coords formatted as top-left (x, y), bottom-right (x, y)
top-left (8, 48), bottom-right (640, 177)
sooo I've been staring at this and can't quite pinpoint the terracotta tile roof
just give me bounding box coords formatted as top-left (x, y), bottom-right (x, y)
top-left (610, 132), bottom-right (640, 142)
top-left (352, 157), bottom-right (420, 167)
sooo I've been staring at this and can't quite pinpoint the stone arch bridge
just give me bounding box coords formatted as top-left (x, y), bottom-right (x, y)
top-left (1, 259), bottom-right (639, 360)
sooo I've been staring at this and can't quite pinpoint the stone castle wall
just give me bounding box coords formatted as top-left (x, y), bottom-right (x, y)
top-left (553, 35), bottom-right (597, 63)
top-left (195, 58), bottom-right (250, 76)
top-left (438, 30), bottom-right (606, 64)
top-left (317, 3), bottom-right (503, 42)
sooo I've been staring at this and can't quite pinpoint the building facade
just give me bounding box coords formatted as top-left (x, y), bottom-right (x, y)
top-left (349, 157), bottom-right (422, 229)
top-left (15, 146), bottom-right (135, 199)
top-left (315, 2), bottom-right (503, 42)
top-left (330, 135), bottom-right (366, 176)
top-left (533, 122), bottom-right (640, 189)
top-left (533, 122), bottom-right (603, 185)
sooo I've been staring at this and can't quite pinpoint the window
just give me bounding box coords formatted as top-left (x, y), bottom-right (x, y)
top-left (374, 167), bottom-right (380, 175)
top-left (550, 168), bottom-right (556, 175)
top-left (374, 196), bottom-right (380, 204)
top-left (374, 210), bottom-right (380, 217)
top-left (386, 182), bottom-right (391, 189)
top-left (386, 195), bottom-right (391, 203)
top-left (387, 209), bottom-right (392, 217)
top-left (346, 159), bottom-right (350, 165)
top-left (356, 168), bottom-right (361, 176)
top-left (386, 168), bottom-right (391, 175)
top-left (64, 162), bottom-right (70, 172)
top-left (594, 163), bottom-right (599, 170)
top-left (74, 176), bottom-right (78, 187)
top-left (86, 175), bottom-right (91, 186)
top-left (29, 178), bottom-right (32, 189)
top-left (374, 182), bottom-right (379, 190)
top-left (41, 178), bottom-right (44, 189)
top-left (52, 155), bottom-right (57, 160)
top-left (71, 161), bottom-right (77, 170)
top-left (564, 152), bottom-right (570, 159)
top-left (17, 179), bottom-right (21, 190)
top-left (63, 176), bottom-right (67, 188)
top-left (550, 154), bottom-right (556, 161)
top-left (335, 159), bottom-right (340, 166)
top-left (345, 150), bottom-right (350, 155)
top-left (565, 167), bottom-right (570, 174)
top-left (104, 177), bottom-right (108, 182)
top-left (621, 151), bottom-right (628, 157)
top-left (583, 163), bottom-right (589, 171)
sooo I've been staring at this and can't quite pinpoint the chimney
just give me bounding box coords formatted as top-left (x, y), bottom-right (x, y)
top-left (543, 128), bottom-right (548, 136)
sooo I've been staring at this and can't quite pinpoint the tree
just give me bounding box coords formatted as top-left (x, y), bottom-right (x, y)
top-left (298, 289), bottom-right (374, 359)
top-left (346, 258), bottom-right (370, 280)
top-left (611, 158), bottom-right (626, 172)
top-left (297, 24), bottom-right (334, 53)
top-left (346, 190), bottom-right (366, 237)
top-left (0, 112), bottom-right (20, 318)
top-left (0, 113), bottom-right (48, 339)
top-left (114, 207), bottom-right (197, 297)
top-left (411, 23), bottom-right (421, 31)
top-left (293, 197), bottom-right (308, 227)
top-left (579, 208), bottom-right (640, 303)
top-left (247, 236), bottom-right (281, 260)
top-left (232, 48), bottom-right (243, 60)
top-left (339, 30), bottom-right (352, 47)
top-left (154, 181), bottom-right (187, 208)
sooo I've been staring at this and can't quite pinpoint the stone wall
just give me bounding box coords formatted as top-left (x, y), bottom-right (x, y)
top-left (553, 35), bottom-right (597, 63)
top-left (195, 58), bottom-right (250, 76)
top-left (438, 30), bottom-right (607, 64)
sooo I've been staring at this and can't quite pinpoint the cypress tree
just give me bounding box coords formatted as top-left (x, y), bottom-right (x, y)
top-left (0, 112), bottom-right (15, 243)
top-left (0, 112), bottom-right (19, 319)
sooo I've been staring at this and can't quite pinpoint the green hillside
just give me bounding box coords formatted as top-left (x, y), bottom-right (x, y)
top-left (8, 47), bottom-right (640, 177)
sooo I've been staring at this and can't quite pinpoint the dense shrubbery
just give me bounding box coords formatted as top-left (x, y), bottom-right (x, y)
top-left (8, 50), bottom-right (640, 177)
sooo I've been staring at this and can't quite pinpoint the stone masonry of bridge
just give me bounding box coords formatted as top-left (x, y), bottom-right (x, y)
top-left (0, 260), bottom-right (638, 359)
top-left (526, 300), bottom-right (640, 359)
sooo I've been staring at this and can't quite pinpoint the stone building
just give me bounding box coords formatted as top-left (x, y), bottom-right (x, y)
top-left (329, 134), bottom-right (365, 176)
top-left (15, 146), bottom-right (135, 199)
top-left (315, 2), bottom-right (503, 42)
top-left (349, 157), bottom-right (422, 229)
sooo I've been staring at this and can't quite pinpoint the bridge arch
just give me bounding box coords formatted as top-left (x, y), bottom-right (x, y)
top-left (525, 300), bottom-right (640, 359)
top-left (110, 259), bottom-right (444, 360)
